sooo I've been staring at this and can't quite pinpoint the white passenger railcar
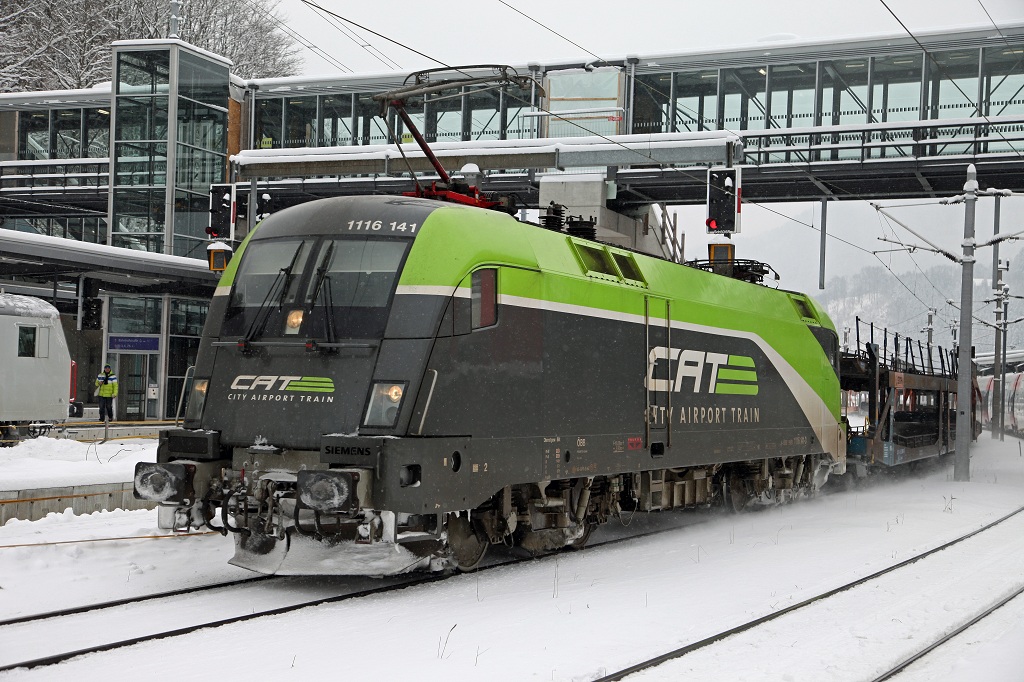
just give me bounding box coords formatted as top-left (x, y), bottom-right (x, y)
top-left (0, 293), bottom-right (72, 445)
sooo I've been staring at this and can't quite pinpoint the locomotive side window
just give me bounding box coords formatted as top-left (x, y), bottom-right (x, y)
top-left (471, 268), bottom-right (497, 329)
top-left (17, 326), bottom-right (36, 357)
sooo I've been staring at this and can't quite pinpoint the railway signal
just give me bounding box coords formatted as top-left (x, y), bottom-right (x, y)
top-left (207, 184), bottom-right (232, 239)
top-left (706, 167), bottom-right (741, 234)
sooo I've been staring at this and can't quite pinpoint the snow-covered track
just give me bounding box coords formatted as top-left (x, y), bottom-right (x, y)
top-left (0, 510), bottom-right (707, 673)
top-left (868, 585), bottom-right (1024, 681)
top-left (0, 572), bottom-right (439, 672)
top-left (594, 504), bottom-right (1024, 681)
top-left (0, 575), bottom-right (274, 627)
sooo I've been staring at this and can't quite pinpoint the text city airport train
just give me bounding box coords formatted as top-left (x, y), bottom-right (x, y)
top-left (0, 293), bottom-right (77, 446)
top-left (132, 194), bottom-right (855, 575)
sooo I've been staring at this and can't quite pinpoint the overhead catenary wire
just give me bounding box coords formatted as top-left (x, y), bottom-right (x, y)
top-left (877, 0), bottom-right (1024, 159)
top-left (236, 0), bottom-right (353, 73)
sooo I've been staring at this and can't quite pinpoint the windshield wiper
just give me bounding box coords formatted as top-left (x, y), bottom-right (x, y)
top-left (308, 242), bottom-right (337, 346)
top-left (240, 246), bottom-right (304, 346)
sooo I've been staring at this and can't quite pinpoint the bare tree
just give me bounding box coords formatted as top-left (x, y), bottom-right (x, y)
top-left (0, 2), bottom-right (56, 92)
top-left (0, 0), bottom-right (302, 92)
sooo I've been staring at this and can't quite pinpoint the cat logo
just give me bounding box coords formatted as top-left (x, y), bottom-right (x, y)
top-left (645, 348), bottom-right (758, 396)
top-left (230, 375), bottom-right (335, 393)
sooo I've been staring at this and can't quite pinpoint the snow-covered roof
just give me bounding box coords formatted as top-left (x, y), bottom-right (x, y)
top-left (0, 293), bottom-right (60, 319)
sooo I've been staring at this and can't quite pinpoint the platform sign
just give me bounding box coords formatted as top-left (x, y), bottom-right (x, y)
top-left (108, 335), bottom-right (160, 352)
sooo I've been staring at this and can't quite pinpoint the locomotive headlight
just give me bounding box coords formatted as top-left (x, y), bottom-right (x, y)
top-left (284, 309), bottom-right (304, 335)
top-left (363, 381), bottom-right (408, 427)
top-left (133, 462), bottom-right (194, 503)
top-left (183, 379), bottom-right (209, 423)
top-left (297, 470), bottom-right (359, 512)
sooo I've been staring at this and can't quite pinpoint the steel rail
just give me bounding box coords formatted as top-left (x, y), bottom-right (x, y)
top-left (869, 584), bottom-right (1024, 682)
top-left (0, 513), bottom-right (714, 672)
top-left (593, 503), bottom-right (1024, 682)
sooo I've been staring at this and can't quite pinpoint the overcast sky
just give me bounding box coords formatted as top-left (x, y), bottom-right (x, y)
top-left (275, 0), bottom-right (1024, 77)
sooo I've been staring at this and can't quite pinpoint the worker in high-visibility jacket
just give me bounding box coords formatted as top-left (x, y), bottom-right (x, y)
top-left (95, 364), bottom-right (118, 422)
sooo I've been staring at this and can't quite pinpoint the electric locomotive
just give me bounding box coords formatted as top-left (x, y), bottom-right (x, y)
top-left (133, 195), bottom-right (846, 575)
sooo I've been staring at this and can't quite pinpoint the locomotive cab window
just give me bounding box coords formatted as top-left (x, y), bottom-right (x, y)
top-left (472, 268), bottom-right (497, 329)
top-left (223, 236), bottom-right (409, 340)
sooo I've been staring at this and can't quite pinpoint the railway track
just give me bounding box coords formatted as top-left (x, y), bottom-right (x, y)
top-left (869, 585), bottom-right (1024, 681)
top-left (0, 509), bottom-right (711, 673)
top-left (594, 504), bottom-right (1024, 681)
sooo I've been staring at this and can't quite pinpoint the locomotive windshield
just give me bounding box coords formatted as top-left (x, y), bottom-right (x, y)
top-left (223, 236), bottom-right (410, 340)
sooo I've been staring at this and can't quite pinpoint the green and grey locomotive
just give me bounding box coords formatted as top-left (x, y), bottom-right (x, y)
top-left (133, 195), bottom-right (846, 575)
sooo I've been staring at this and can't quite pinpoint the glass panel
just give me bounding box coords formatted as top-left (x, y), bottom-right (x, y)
top-left (467, 88), bottom-right (502, 141)
top-left (112, 187), bottom-right (165, 251)
top-left (284, 96), bottom-right (318, 147)
top-left (168, 336), bottom-right (201, 376)
top-left (114, 142), bottom-right (167, 186)
top-left (18, 326), bottom-right (36, 357)
top-left (304, 238), bottom-right (410, 339)
top-left (115, 96), bottom-right (169, 141)
top-left (18, 111), bottom-right (49, 160)
top-left (175, 145), bottom-right (225, 189)
top-left (983, 44), bottom-right (1024, 154)
top-left (320, 95), bottom-right (353, 146)
top-left (768, 63), bottom-right (816, 129)
top-left (170, 298), bottom-right (209, 336)
top-left (227, 239), bottom-right (313, 309)
top-left (427, 92), bottom-right (462, 143)
top-left (256, 98), bottom-right (283, 149)
top-left (674, 71), bottom-right (718, 132)
top-left (355, 94), bottom-right (386, 145)
top-left (722, 67), bottom-right (767, 130)
top-left (116, 50), bottom-right (171, 95)
top-left (821, 59), bottom-right (870, 125)
top-left (84, 108), bottom-right (110, 158)
top-left (178, 52), bottom-right (229, 107)
top-left (984, 44), bottom-right (1024, 117)
top-left (176, 99), bottom-right (227, 152)
top-left (545, 68), bottom-right (623, 137)
top-left (926, 49), bottom-right (980, 120)
top-left (503, 84), bottom-right (535, 139)
top-left (53, 109), bottom-right (82, 158)
top-left (173, 189), bottom-right (212, 256)
top-left (634, 74), bottom-right (670, 134)
top-left (471, 268), bottom-right (497, 328)
top-left (109, 297), bottom-right (163, 334)
top-left (872, 54), bottom-right (922, 123)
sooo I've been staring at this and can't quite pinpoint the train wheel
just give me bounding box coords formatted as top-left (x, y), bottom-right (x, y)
top-left (447, 514), bottom-right (488, 571)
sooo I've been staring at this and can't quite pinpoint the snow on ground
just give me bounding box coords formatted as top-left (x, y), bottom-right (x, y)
top-left (2, 437), bottom-right (1024, 680)
top-left (0, 436), bottom-right (157, 489)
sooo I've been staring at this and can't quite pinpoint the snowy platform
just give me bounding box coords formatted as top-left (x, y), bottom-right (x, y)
top-left (0, 437), bottom-right (158, 523)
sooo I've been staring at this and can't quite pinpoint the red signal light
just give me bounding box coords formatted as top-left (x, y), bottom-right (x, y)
top-left (706, 218), bottom-right (719, 230)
